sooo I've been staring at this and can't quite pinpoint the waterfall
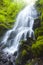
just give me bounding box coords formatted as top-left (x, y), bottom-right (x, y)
top-left (1, 4), bottom-right (37, 55)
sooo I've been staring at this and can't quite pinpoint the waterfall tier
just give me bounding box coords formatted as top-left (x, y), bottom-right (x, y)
top-left (1, 4), bottom-right (37, 54)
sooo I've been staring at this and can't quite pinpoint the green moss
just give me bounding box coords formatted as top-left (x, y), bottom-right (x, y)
top-left (32, 36), bottom-right (43, 57)
top-left (36, 0), bottom-right (43, 20)
top-left (21, 50), bottom-right (27, 57)
top-left (32, 0), bottom-right (43, 58)
top-left (15, 49), bottom-right (28, 65)
top-left (35, 27), bottom-right (43, 38)
top-left (0, 0), bottom-right (25, 36)
top-left (41, 21), bottom-right (43, 26)
top-left (37, 36), bottom-right (43, 40)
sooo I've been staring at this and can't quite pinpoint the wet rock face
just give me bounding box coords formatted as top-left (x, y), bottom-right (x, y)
top-left (33, 18), bottom-right (41, 30)
top-left (15, 38), bottom-right (34, 65)
top-left (0, 50), bottom-right (17, 65)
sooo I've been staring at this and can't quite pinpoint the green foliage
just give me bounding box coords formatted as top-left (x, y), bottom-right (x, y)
top-left (0, 0), bottom-right (25, 27)
top-left (21, 50), bottom-right (27, 56)
top-left (37, 36), bottom-right (43, 40)
top-left (32, 36), bottom-right (43, 57)
top-left (35, 27), bottom-right (43, 38)
top-left (33, 0), bottom-right (43, 57)
top-left (36, 0), bottom-right (43, 21)
top-left (0, 0), bottom-right (25, 36)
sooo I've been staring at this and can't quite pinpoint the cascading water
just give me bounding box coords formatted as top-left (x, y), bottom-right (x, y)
top-left (1, 4), bottom-right (38, 55)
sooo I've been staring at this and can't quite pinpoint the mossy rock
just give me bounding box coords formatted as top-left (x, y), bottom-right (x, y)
top-left (15, 49), bottom-right (27, 65)
top-left (41, 21), bottom-right (43, 26)
top-left (15, 38), bottom-right (34, 65)
top-left (37, 36), bottom-right (43, 40)
top-left (25, 58), bottom-right (38, 65)
top-left (35, 27), bottom-right (43, 38)
top-left (33, 17), bottom-right (41, 30)
top-left (0, 24), bottom-right (8, 37)
top-left (33, 0), bottom-right (43, 58)
top-left (32, 36), bottom-right (43, 57)
top-left (16, 49), bottom-right (32, 65)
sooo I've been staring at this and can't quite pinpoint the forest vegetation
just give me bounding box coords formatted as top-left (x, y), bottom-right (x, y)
top-left (0, 0), bottom-right (43, 65)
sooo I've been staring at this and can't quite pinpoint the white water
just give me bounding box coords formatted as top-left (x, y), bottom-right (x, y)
top-left (1, 4), bottom-right (37, 54)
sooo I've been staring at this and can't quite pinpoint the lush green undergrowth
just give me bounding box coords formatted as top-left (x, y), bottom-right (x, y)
top-left (0, 0), bottom-right (25, 25)
top-left (0, 0), bottom-right (25, 36)
top-left (33, 0), bottom-right (43, 57)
